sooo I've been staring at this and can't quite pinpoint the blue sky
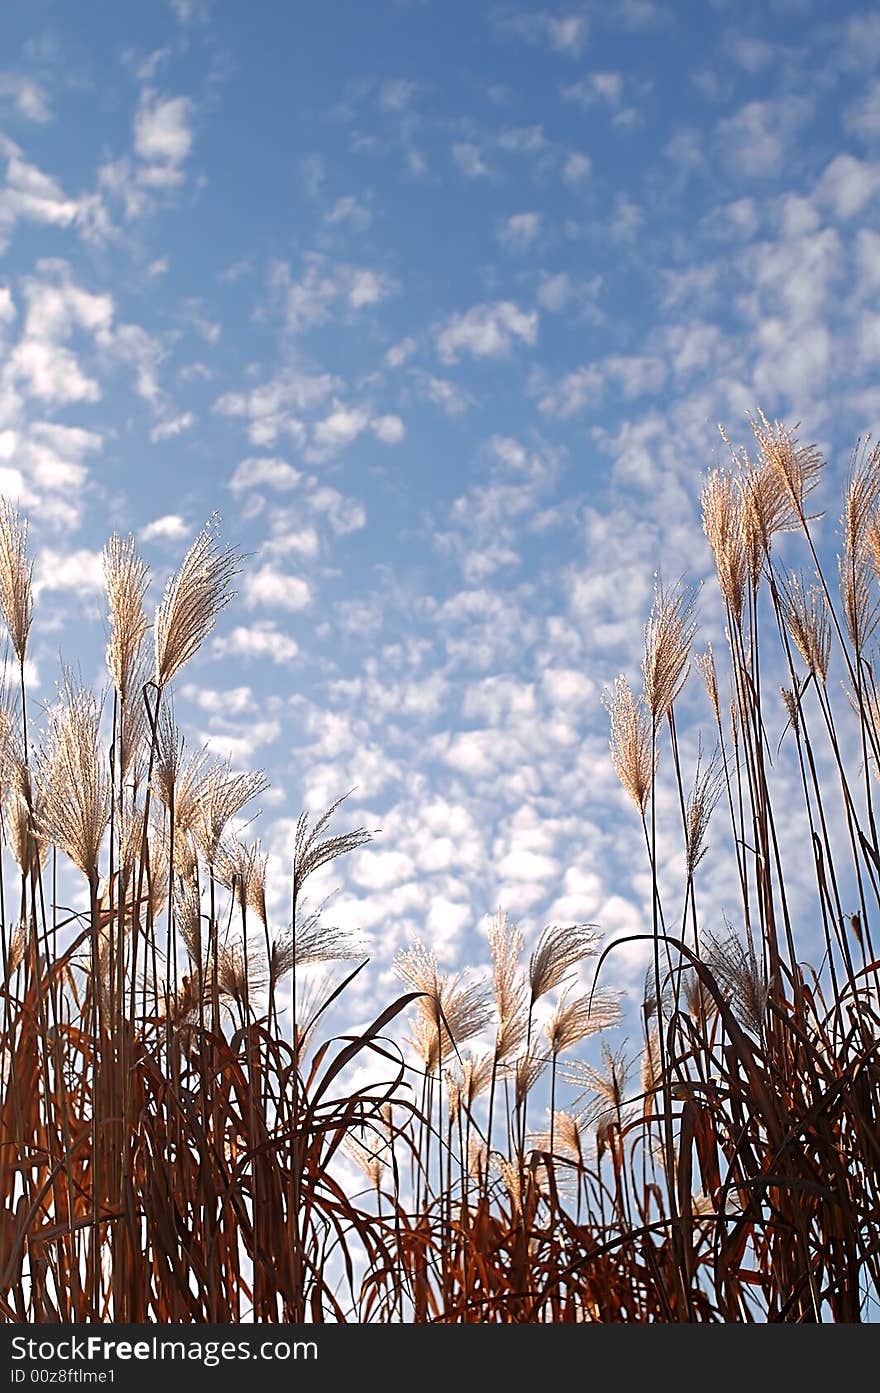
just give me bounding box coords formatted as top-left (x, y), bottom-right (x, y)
top-left (1, 0), bottom-right (879, 1031)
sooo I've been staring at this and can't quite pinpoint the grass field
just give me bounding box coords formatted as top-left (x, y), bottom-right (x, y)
top-left (1, 412), bottom-right (879, 1322)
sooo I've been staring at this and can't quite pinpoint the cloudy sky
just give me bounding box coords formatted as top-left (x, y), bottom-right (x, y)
top-left (1, 0), bottom-right (879, 1028)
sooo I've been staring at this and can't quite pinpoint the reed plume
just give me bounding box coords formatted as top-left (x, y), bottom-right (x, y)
top-left (103, 533), bottom-right (150, 702)
top-left (778, 571), bottom-right (831, 681)
top-left (528, 922), bottom-right (599, 1004)
top-left (192, 761), bottom-right (268, 865)
top-left (603, 675), bottom-right (655, 813)
top-left (749, 408), bottom-right (824, 525)
top-left (0, 499), bottom-right (33, 664)
top-left (487, 909), bottom-right (528, 1062)
top-left (694, 646), bottom-right (720, 722)
top-left (643, 577), bottom-right (697, 724)
top-left (705, 928), bottom-right (769, 1037)
top-left (684, 745), bottom-right (723, 875)
top-left (292, 793), bottom-right (374, 913)
top-left (154, 515), bottom-right (241, 689)
top-left (546, 990), bottom-right (620, 1058)
top-left (34, 677), bottom-right (109, 883)
top-left (701, 470), bottom-right (746, 618)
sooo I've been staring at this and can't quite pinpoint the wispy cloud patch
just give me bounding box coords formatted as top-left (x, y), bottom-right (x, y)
top-left (435, 301), bottom-right (538, 362)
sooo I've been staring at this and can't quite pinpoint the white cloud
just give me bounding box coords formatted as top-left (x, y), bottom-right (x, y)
top-left (378, 79), bottom-right (417, 111)
top-left (141, 514), bottom-right (190, 542)
top-left (198, 718), bottom-right (281, 766)
top-left (0, 73), bottom-right (52, 123)
top-left (134, 90), bottom-right (194, 185)
top-left (308, 487), bottom-right (366, 535)
top-left (726, 33), bottom-right (774, 73)
top-left (181, 682), bottom-right (254, 716)
top-left (168, 0), bottom-right (212, 20)
top-left (212, 622), bottom-right (299, 665)
top-left (351, 849), bottom-right (415, 891)
top-left (371, 413), bottom-right (405, 444)
top-left (536, 364), bottom-right (603, 418)
top-left (271, 253), bottom-right (393, 334)
top-left (385, 336), bottom-right (417, 368)
top-left (311, 403), bottom-right (370, 454)
top-left (536, 272), bottom-right (572, 312)
top-left (716, 97), bottom-right (812, 179)
top-left (561, 71), bottom-right (622, 107)
top-left (213, 367), bottom-right (338, 447)
top-left (150, 410), bottom-right (194, 442)
top-left (325, 194), bottom-right (372, 229)
top-left (412, 372), bottom-right (474, 416)
top-left (36, 547), bottom-right (104, 595)
top-left (0, 140), bottom-right (82, 251)
top-left (498, 211), bottom-right (542, 252)
top-left (562, 151), bottom-right (591, 185)
top-left (4, 263), bottom-right (113, 406)
top-left (436, 301), bottom-right (538, 362)
top-left (229, 456), bottom-right (301, 493)
top-left (244, 564), bottom-right (312, 611)
top-left (845, 77), bottom-right (880, 142)
top-left (348, 268), bottom-right (388, 309)
top-left (451, 143), bottom-right (489, 178)
top-left (608, 193), bottom-right (644, 242)
top-left (814, 154), bottom-right (880, 220)
top-left (498, 10), bottom-right (589, 57)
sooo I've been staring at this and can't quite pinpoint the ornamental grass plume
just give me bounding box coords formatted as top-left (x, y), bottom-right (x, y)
top-left (103, 533), bottom-right (150, 703)
top-left (749, 408), bottom-right (824, 526)
top-left (395, 942), bottom-right (492, 1072)
top-left (841, 438), bottom-right (880, 632)
top-left (191, 761), bottom-right (269, 866)
top-left (701, 469), bottom-right (747, 620)
top-left (34, 677), bottom-right (109, 885)
top-left (684, 745), bottom-right (723, 876)
top-left (642, 576), bottom-right (697, 725)
top-left (603, 675), bottom-right (655, 814)
top-left (0, 498), bottom-right (33, 665)
top-left (546, 989), bottom-right (621, 1059)
top-left (530, 1110), bottom-right (591, 1165)
top-left (777, 570), bottom-right (832, 681)
top-left (216, 836), bottom-right (269, 923)
top-left (487, 909), bottom-right (528, 1063)
top-left (564, 1043), bottom-right (633, 1130)
top-left (292, 793), bottom-right (375, 914)
top-left (694, 646), bottom-right (720, 722)
top-left (269, 904), bottom-right (363, 979)
top-left (154, 514), bottom-right (241, 689)
top-left (705, 928), bottom-right (770, 1038)
top-left (528, 922), bottom-right (600, 1005)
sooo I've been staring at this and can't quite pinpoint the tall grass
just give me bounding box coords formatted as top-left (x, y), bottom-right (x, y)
top-left (1, 412), bottom-right (879, 1322)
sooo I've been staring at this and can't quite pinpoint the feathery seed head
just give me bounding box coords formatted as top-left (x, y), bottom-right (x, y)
top-left (685, 744), bottom-right (723, 876)
top-left (35, 678), bottom-right (109, 883)
top-left (528, 921), bottom-right (600, 1004)
top-left (701, 470), bottom-right (747, 618)
top-left (487, 909), bottom-right (528, 1062)
top-left (603, 675), bottom-right (655, 815)
top-left (643, 576), bottom-right (697, 724)
top-left (706, 927), bottom-right (769, 1037)
top-left (103, 533), bottom-right (150, 702)
top-left (0, 500), bottom-right (33, 664)
top-left (749, 409), bottom-right (824, 527)
top-left (546, 989), bottom-right (621, 1057)
top-left (154, 515), bottom-right (241, 689)
top-left (778, 571), bottom-right (831, 681)
top-left (694, 646), bottom-right (720, 723)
